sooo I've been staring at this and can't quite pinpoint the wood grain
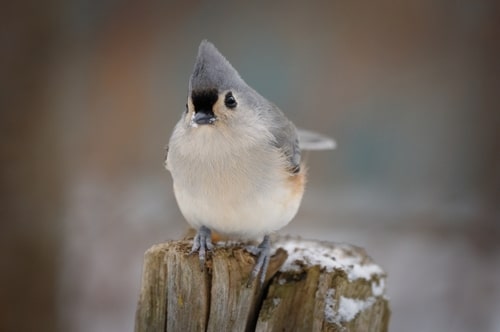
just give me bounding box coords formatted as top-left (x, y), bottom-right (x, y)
top-left (135, 238), bottom-right (390, 332)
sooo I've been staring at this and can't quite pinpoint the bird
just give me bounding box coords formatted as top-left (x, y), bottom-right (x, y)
top-left (165, 40), bottom-right (335, 286)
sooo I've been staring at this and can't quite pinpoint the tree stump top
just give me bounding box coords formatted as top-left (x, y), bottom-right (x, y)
top-left (135, 237), bottom-right (390, 332)
top-left (275, 237), bottom-right (385, 281)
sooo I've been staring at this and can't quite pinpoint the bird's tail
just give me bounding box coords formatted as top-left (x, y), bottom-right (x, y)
top-left (297, 128), bottom-right (336, 150)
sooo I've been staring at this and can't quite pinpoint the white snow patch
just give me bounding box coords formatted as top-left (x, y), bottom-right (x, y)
top-left (272, 297), bottom-right (281, 307)
top-left (337, 296), bottom-right (376, 323)
top-left (371, 278), bottom-right (386, 296)
top-left (324, 288), bottom-right (376, 325)
top-left (275, 239), bottom-right (384, 282)
top-left (348, 262), bottom-right (384, 281)
top-left (324, 289), bottom-right (337, 323)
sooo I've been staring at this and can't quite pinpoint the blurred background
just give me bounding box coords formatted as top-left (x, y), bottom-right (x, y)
top-left (1, 1), bottom-right (499, 331)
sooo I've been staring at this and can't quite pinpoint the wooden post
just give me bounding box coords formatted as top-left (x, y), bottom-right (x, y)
top-left (135, 237), bottom-right (390, 332)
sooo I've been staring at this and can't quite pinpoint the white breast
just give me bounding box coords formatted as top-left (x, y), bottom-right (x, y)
top-left (167, 124), bottom-right (303, 239)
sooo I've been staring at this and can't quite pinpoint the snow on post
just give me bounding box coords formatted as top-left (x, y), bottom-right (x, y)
top-left (135, 237), bottom-right (390, 332)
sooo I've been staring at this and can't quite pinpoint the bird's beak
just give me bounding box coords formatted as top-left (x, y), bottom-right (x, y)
top-left (193, 111), bottom-right (216, 125)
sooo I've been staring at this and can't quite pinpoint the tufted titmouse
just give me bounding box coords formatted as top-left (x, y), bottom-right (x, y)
top-left (165, 40), bottom-right (335, 285)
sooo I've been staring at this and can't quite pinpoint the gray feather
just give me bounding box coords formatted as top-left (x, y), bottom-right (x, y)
top-left (297, 128), bottom-right (336, 150)
top-left (190, 41), bottom-right (302, 173)
top-left (190, 40), bottom-right (246, 93)
top-left (268, 104), bottom-right (302, 173)
top-left (188, 40), bottom-right (334, 174)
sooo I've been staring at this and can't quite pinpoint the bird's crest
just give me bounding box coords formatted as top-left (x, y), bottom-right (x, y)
top-left (189, 40), bottom-right (246, 93)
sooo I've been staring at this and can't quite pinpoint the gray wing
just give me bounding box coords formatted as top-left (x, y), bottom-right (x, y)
top-left (268, 105), bottom-right (301, 174)
top-left (267, 106), bottom-right (336, 174)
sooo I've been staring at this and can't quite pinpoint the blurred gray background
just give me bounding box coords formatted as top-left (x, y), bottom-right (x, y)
top-left (1, 1), bottom-right (499, 331)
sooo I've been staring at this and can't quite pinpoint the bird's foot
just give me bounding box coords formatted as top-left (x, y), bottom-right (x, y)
top-left (245, 235), bottom-right (271, 287)
top-left (189, 226), bottom-right (214, 271)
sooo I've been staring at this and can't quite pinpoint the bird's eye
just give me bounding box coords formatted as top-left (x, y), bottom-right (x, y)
top-left (224, 92), bottom-right (237, 109)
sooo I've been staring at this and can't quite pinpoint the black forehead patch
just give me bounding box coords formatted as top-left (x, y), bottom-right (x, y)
top-left (191, 89), bottom-right (219, 112)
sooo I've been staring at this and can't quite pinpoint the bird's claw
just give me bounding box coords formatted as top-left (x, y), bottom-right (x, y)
top-left (245, 235), bottom-right (271, 287)
top-left (189, 226), bottom-right (214, 271)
